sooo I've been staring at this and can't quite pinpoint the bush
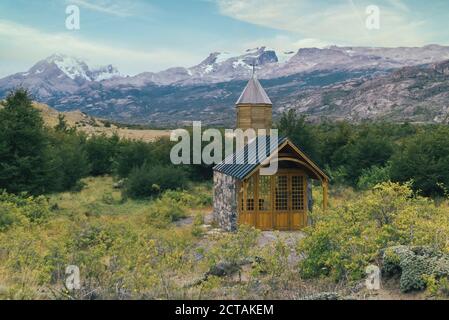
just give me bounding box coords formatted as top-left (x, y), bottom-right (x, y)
top-left (114, 140), bottom-right (156, 178)
top-left (383, 246), bottom-right (449, 293)
top-left (124, 164), bottom-right (188, 199)
top-left (297, 182), bottom-right (449, 282)
top-left (46, 131), bottom-right (90, 192)
top-left (147, 194), bottom-right (187, 228)
top-left (390, 127), bottom-right (449, 196)
top-left (253, 235), bottom-right (291, 288)
top-left (85, 134), bottom-right (119, 176)
top-left (357, 165), bottom-right (391, 190)
top-left (191, 213), bottom-right (205, 237)
top-left (0, 191), bottom-right (51, 230)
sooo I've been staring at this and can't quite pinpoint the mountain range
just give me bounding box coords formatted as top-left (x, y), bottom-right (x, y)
top-left (1, 45), bottom-right (449, 126)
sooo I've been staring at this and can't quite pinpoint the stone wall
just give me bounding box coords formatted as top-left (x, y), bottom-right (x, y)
top-left (213, 171), bottom-right (240, 232)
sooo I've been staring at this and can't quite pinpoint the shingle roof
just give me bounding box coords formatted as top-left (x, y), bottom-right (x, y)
top-left (236, 76), bottom-right (272, 105)
top-left (213, 136), bottom-right (287, 180)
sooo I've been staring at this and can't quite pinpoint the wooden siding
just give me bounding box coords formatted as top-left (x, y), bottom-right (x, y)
top-left (237, 104), bottom-right (272, 131)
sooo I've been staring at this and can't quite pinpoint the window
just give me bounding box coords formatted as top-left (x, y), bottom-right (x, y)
top-left (275, 176), bottom-right (288, 211)
top-left (292, 176), bottom-right (305, 211)
top-left (246, 176), bottom-right (255, 211)
top-left (258, 176), bottom-right (271, 211)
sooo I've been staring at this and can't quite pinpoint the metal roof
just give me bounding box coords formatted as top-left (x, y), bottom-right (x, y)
top-left (213, 136), bottom-right (287, 180)
top-left (236, 76), bottom-right (272, 105)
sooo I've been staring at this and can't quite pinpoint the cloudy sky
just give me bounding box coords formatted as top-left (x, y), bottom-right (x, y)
top-left (0, 0), bottom-right (448, 77)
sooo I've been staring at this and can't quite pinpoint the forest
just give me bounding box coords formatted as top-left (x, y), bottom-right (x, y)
top-left (1, 89), bottom-right (449, 299)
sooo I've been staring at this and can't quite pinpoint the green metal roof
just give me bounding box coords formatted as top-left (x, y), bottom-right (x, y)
top-left (213, 136), bottom-right (287, 180)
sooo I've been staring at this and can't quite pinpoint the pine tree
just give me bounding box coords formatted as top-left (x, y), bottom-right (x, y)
top-left (0, 89), bottom-right (49, 194)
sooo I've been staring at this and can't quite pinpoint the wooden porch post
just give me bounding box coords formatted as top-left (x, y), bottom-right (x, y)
top-left (322, 180), bottom-right (329, 211)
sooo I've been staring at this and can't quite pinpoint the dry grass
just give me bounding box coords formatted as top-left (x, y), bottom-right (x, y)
top-left (33, 102), bottom-right (171, 142)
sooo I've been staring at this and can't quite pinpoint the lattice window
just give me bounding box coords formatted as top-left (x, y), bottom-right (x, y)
top-left (292, 176), bottom-right (305, 211)
top-left (258, 176), bottom-right (271, 211)
top-left (275, 176), bottom-right (288, 211)
top-left (246, 176), bottom-right (255, 211)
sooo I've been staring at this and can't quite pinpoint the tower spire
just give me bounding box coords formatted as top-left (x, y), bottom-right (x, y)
top-left (251, 59), bottom-right (256, 78)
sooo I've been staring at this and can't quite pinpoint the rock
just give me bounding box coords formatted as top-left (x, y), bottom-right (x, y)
top-left (382, 245), bottom-right (449, 293)
top-left (207, 262), bottom-right (240, 277)
top-left (113, 179), bottom-right (125, 189)
top-left (300, 292), bottom-right (341, 300)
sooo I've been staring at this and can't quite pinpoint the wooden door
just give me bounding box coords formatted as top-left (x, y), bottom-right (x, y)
top-left (239, 172), bottom-right (308, 231)
top-left (256, 175), bottom-right (272, 230)
top-left (290, 174), bottom-right (307, 230)
top-left (239, 176), bottom-right (256, 226)
top-left (274, 175), bottom-right (290, 230)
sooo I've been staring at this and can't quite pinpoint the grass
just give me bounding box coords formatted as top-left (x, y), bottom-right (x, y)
top-left (49, 176), bottom-right (212, 218)
top-left (3, 177), bottom-right (445, 300)
top-left (50, 176), bottom-right (151, 217)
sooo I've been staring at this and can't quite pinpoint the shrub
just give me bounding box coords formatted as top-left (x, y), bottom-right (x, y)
top-left (206, 225), bottom-right (260, 269)
top-left (253, 235), bottom-right (291, 288)
top-left (0, 191), bottom-right (51, 230)
top-left (383, 246), bottom-right (449, 293)
top-left (357, 165), bottom-right (391, 190)
top-left (46, 131), bottom-right (91, 192)
top-left (390, 126), bottom-right (449, 196)
top-left (297, 182), bottom-right (449, 282)
top-left (147, 194), bottom-right (187, 228)
top-left (85, 134), bottom-right (119, 176)
top-left (114, 140), bottom-right (155, 178)
top-left (124, 164), bottom-right (188, 199)
top-left (191, 213), bottom-right (205, 237)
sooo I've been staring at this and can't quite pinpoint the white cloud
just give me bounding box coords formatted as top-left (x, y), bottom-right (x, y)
top-left (216, 0), bottom-right (430, 47)
top-left (66, 0), bottom-right (147, 17)
top-left (0, 19), bottom-right (198, 77)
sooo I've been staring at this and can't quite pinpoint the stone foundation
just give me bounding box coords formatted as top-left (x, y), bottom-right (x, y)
top-left (213, 171), bottom-right (240, 232)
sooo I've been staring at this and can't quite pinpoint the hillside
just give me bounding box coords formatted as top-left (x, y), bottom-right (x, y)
top-left (283, 60), bottom-right (449, 123)
top-left (33, 102), bottom-right (170, 142)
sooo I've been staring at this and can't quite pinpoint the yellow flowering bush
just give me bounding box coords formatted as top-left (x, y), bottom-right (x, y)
top-left (298, 182), bottom-right (449, 282)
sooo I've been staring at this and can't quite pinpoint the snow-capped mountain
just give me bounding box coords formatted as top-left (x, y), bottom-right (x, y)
top-left (0, 54), bottom-right (121, 98)
top-left (185, 47), bottom-right (278, 83)
top-left (105, 45), bottom-right (449, 87)
top-left (115, 47), bottom-right (279, 86)
top-left (2, 45), bottom-right (449, 126)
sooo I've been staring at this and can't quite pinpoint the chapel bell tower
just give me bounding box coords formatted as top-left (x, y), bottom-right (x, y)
top-left (236, 70), bottom-right (272, 132)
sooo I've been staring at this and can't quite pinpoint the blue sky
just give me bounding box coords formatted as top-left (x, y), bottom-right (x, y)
top-left (0, 0), bottom-right (448, 77)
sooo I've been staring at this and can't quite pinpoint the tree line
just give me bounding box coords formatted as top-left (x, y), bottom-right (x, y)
top-left (278, 109), bottom-right (449, 196)
top-left (1, 89), bottom-right (449, 198)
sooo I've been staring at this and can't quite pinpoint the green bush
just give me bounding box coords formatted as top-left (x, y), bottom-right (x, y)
top-left (0, 191), bottom-right (51, 230)
top-left (85, 134), bottom-right (119, 176)
top-left (297, 182), bottom-right (449, 282)
top-left (124, 164), bottom-right (188, 199)
top-left (357, 165), bottom-right (391, 190)
top-left (147, 194), bottom-right (187, 227)
top-left (114, 140), bottom-right (157, 178)
top-left (191, 213), bottom-right (205, 237)
top-left (390, 126), bottom-right (449, 196)
top-left (46, 131), bottom-right (90, 192)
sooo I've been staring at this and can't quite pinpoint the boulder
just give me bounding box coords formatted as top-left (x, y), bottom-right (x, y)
top-left (382, 245), bottom-right (449, 293)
